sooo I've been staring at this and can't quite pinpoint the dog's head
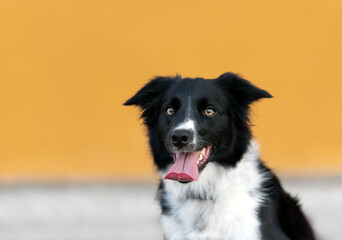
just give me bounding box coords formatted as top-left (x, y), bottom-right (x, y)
top-left (124, 73), bottom-right (272, 183)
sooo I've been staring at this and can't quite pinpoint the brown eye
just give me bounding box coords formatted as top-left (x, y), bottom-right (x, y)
top-left (204, 107), bottom-right (216, 117)
top-left (166, 107), bottom-right (175, 116)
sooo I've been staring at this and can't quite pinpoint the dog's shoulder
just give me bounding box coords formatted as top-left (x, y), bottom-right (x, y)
top-left (158, 143), bottom-right (315, 240)
top-left (258, 163), bottom-right (315, 240)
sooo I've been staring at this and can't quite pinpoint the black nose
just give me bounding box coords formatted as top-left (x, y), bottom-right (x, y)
top-left (170, 130), bottom-right (192, 149)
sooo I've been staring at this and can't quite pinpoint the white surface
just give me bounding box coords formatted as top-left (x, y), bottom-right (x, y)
top-left (0, 178), bottom-right (340, 240)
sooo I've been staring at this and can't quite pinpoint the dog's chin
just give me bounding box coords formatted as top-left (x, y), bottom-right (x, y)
top-left (178, 180), bottom-right (192, 184)
top-left (163, 146), bottom-right (212, 183)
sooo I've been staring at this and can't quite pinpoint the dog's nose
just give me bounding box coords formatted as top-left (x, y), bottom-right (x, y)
top-left (170, 130), bottom-right (192, 149)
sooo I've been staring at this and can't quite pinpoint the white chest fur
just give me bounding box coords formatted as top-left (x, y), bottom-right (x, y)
top-left (160, 143), bottom-right (265, 240)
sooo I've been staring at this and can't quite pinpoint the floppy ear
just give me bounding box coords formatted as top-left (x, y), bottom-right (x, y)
top-left (215, 72), bottom-right (272, 108)
top-left (124, 76), bottom-right (177, 109)
top-left (124, 76), bottom-right (177, 126)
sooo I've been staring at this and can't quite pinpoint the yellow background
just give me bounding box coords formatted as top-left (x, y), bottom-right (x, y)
top-left (1, 0), bottom-right (341, 181)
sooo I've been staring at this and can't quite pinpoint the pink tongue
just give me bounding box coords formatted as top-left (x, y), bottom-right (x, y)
top-left (164, 151), bottom-right (200, 182)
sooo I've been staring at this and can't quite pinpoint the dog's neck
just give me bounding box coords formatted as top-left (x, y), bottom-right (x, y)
top-left (159, 141), bottom-right (266, 240)
top-left (160, 141), bottom-right (264, 201)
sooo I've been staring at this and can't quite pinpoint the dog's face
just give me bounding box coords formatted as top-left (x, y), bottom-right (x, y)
top-left (157, 78), bottom-right (231, 182)
top-left (124, 73), bottom-right (271, 183)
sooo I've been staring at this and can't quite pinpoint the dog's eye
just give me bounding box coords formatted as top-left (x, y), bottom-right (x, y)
top-left (203, 107), bottom-right (216, 117)
top-left (166, 107), bottom-right (175, 116)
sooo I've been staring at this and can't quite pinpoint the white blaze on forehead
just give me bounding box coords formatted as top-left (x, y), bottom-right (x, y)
top-left (172, 97), bottom-right (198, 145)
top-left (175, 96), bottom-right (195, 131)
top-left (174, 119), bottom-right (195, 131)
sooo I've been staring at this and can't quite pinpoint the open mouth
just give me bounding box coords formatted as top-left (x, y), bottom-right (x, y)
top-left (164, 146), bottom-right (212, 182)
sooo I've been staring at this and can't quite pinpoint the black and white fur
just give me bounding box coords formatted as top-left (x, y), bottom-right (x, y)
top-left (124, 72), bottom-right (315, 240)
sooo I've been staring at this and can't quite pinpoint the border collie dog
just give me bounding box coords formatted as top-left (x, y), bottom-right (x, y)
top-left (124, 72), bottom-right (315, 240)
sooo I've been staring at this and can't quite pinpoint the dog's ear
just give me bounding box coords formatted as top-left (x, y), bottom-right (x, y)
top-left (124, 76), bottom-right (177, 126)
top-left (124, 76), bottom-right (176, 109)
top-left (215, 72), bottom-right (272, 108)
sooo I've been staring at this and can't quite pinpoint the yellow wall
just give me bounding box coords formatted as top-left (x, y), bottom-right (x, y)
top-left (1, 0), bottom-right (342, 181)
